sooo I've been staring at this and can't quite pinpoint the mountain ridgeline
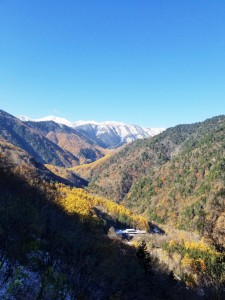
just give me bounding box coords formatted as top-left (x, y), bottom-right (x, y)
top-left (0, 110), bottom-right (109, 167)
top-left (0, 110), bottom-right (78, 167)
top-left (73, 121), bottom-right (164, 148)
top-left (20, 115), bottom-right (164, 148)
top-left (0, 136), bottom-right (88, 187)
top-left (0, 109), bottom-right (224, 297)
top-left (88, 120), bottom-right (204, 199)
top-left (0, 142), bottom-right (195, 299)
top-left (88, 116), bottom-right (225, 247)
top-left (25, 120), bottom-right (106, 164)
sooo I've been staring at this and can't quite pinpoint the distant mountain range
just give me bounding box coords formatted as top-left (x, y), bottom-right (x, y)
top-left (0, 110), bottom-right (164, 170)
top-left (1, 109), bottom-right (224, 297)
top-left (24, 120), bottom-right (106, 164)
top-left (19, 115), bottom-right (165, 148)
top-left (0, 110), bottom-right (79, 167)
top-left (1, 109), bottom-right (225, 248)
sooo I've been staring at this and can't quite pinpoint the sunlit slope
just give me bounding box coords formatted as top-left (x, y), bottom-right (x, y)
top-left (0, 110), bottom-right (79, 167)
top-left (26, 120), bottom-right (107, 164)
top-left (88, 116), bottom-right (225, 247)
top-left (0, 137), bottom-right (83, 186)
top-left (57, 184), bottom-right (149, 230)
top-left (126, 122), bottom-right (225, 247)
top-left (70, 153), bottom-right (113, 180)
top-left (45, 163), bottom-right (88, 187)
top-left (88, 121), bottom-right (204, 201)
top-left (45, 152), bottom-right (114, 185)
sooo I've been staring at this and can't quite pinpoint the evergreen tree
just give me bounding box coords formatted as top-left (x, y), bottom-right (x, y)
top-left (136, 241), bottom-right (152, 272)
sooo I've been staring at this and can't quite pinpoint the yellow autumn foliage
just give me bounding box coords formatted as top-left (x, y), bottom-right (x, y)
top-left (168, 240), bottom-right (176, 248)
top-left (184, 240), bottom-right (220, 257)
top-left (56, 184), bottom-right (149, 230)
top-left (182, 254), bottom-right (207, 273)
top-left (70, 154), bottom-right (112, 179)
top-left (130, 240), bottom-right (139, 248)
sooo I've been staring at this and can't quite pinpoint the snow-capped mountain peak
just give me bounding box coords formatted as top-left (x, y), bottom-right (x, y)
top-left (19, 115), bottom-right (73, 127)
top-left (73, 120), bottom-right (101, 127)
top-left (145, 128), bottom-right (166, 136)
top-left (73, 120), bottom-right (127, 127)
top-left (18, 115), bottom-right (165, 148)
top-left (18, 115), bottom-right (33, 122)
top-left (36, 116), bottom-right (73, 127)
top-left (101, 121), bottom-right (127, 126)
top-left (72, 120), bottom-right (165, 148)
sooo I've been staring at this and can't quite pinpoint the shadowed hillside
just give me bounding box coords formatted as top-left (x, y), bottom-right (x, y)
top-left (0, 153), bottom-right (198, 299)
top-left (0, 137), bottom-right (87, 187)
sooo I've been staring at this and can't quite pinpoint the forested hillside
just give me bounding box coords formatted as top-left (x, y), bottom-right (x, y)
top-left (26, 120), bottom-right (106, 164)
top-left (0, 152), bottom-right (196, 299)
top-left (0, 137), bottom-right (87, 188)
top-left (126, 119), bottom-right (225, 248)
top-left (88, 118), bottom-right (206, 200)
top-left (57, 185), bottom-right (149, 230)
top-left (1, 110), bottom-right (224, 298)
top-left (71, 153), bottom-right (113, 181)
top-left (88, 116), bottom-right (225, 247)
top-left (0, 110), bottom-right (79, 167)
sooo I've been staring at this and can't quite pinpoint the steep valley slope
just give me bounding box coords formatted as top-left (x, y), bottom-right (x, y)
top-left (0, 141), bottom-right (197, 300)
top-left (25, 120), bottom-right (107, 164)
top-left (0, 111), bottom-right (224, 298)
top-left (0, 136), bottom-right (87, 187)
top-left (88, 116), bottom-right (225, 248)
top-left (0, 110), bottom-right (79, 167)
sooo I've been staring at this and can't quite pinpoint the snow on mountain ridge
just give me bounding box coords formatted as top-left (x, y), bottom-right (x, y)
top-left (35, 116), bottom-right (73, 127)
top-left (145, 128), bottom-right (165, 136)
top-left (102, 121), bottom-right (127, 126)
top-left (73, 120), bottom-right (100, 126)
top-left (18, 115), bottom-right (72, 127)
top-left (73, 120), bottom-right (127, 127)
top-left (18, 115), bottom-right (165, 147)
top-left (18, 115), bottom-right (33, 122)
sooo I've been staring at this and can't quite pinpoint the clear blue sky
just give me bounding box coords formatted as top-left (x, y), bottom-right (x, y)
top-left (0, 0), bottom-right (225, 128)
